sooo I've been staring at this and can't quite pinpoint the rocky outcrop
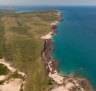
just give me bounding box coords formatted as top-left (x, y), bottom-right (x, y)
top-left (41, 11), bottom-right (94, 91)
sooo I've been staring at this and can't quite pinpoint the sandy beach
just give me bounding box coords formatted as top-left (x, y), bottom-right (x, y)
top-left (41, 32), bottom-right (53, 39)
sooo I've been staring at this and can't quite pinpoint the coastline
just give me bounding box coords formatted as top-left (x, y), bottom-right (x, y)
top-left (41, 11), bottom-right (94, 91)
top-left (0, 10), bottom-right (63, 91)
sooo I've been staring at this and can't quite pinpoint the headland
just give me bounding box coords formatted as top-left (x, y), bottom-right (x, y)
top-left (41, 11), bottom-right (94, 91)
top-left (0, 9), bottom-right (94, 91)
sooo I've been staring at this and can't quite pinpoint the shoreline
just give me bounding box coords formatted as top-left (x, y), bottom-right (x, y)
top-left (41, 14), bottom-right (64, 84)
top-left (41, 11), bottom-right (94, 91)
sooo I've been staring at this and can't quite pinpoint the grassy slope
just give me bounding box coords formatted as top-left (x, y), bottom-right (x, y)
top-left (0, 11), bottom-right (59, 91)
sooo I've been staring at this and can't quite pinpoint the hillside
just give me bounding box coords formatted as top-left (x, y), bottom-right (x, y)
top-left (0, 11), bottom-right (59, 91)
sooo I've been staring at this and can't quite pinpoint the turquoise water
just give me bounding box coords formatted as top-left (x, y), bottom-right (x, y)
top-left (1, 6), bottom-right (96, 88)
top-left (53, 7), bottom-right (96, 88)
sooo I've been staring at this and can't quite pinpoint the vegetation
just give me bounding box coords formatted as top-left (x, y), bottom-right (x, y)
top-left (0, 11), bottom-right (59, 91)
top-left (0, 21), bottom-right (6, 58)
top-left (0, 80), bottom-right (5, 85)
top-left (11, 71), bottom-right (23, 79)
top-left (0, 64), bottom-right (10, 75)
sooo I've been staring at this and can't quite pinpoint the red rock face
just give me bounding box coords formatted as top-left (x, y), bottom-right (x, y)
top-left (51, 30), bottom-right (57, 35)
top-left (51, 25), bottom-right (57, 29)
top-left (58, 19), bottom-right (63, 22)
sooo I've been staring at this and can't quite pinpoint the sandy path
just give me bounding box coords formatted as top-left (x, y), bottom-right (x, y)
top-left (0, 59), bottom-right (26, 91)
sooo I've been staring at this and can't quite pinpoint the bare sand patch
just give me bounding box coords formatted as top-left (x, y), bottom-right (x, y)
top-left (0, 59), bottom-right (26, 91)
top-left (0, 78), bottom-right (22, 91)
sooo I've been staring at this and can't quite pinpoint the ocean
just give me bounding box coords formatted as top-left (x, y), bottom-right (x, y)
top-left (1, 6), bottom-right (96, 88)
top-left (53, 6), bottom-right (96, 88)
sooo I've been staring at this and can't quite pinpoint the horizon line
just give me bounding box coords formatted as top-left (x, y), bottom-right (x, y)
top-left (0, 5), bottom-right (96, 7)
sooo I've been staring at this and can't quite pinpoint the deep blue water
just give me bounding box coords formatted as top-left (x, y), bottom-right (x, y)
top-left (1, 6), bottom-right (96, 88)
top-left (53, 7), bottom-right (96, 88)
